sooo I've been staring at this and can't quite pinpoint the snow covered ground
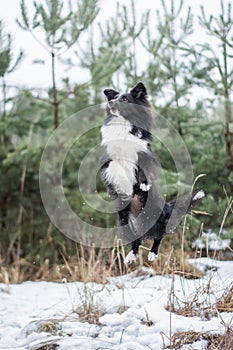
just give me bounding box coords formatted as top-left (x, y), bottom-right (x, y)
top-left (192, 229), bottom-right (231, 251)
top-left (0, 258), bottom-right (232, 350)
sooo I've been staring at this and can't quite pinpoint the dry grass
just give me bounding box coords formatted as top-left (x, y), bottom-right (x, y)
top-left (0, 241), bottom-right (128, 284)
top-left (0, 260), bottom-right (39, 284)
top-left (26, 320), bottom-right (61, 350)
top-left (167, 271), bottom-right (233, 321)
top-left (138, 245), bottom-right (204, 279)
top-left (169, 325), bottom-right (233, 350)
top-left (166, 285), bottom-right (218, 320)
top-left (166, 280), bottom-right (233, 321)
top-left (36, 321), bottom-right (61, 335)
top-left (141, 308), bottom-right (154, 327)
top-left (1, 186), bottom-right (232, 286)
top-left (207, 326), bottom-right (233, 350)
top-left (216, 283), bottom-right (233, 312)
top-left (29, 342), bottom-right (59, 350)
top-left (0, 239), bottom-right (205, 284)
top-left (0, 208), bottom-right (231, 286)
top-left (76, 304), bottom-right (105, 325)
top-left (169, 330), bottom-right (204, 349)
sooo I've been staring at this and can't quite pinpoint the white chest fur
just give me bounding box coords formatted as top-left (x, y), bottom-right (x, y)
top-left (101, 115), bottom-right (148, 196)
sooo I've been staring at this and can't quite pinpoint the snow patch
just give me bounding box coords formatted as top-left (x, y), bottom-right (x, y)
top-left (192, 229), bottom-right (231, 251)
top-left (0, 259), bottom-right (232, 350)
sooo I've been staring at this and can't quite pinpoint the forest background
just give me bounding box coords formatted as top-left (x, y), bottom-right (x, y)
top-left (0, 0), bottom-right (232, 282)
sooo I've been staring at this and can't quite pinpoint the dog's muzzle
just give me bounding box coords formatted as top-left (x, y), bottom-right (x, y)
top-left (108, 99), bottom-right (119, 114)
top-left (108, 100), bottom-right (116, 107)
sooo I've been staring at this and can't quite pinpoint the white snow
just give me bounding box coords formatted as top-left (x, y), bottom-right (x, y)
top-left (0, 258), bottom-right (232, 350)
top-left (192, 229), bottom-right (231, 251)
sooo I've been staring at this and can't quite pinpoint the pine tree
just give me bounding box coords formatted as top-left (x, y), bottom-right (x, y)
top-left (120, 0), bottom-right (150, 88)
top-left (0, 20), bottom-right (24, 233)
top-left (17, 0), bottom-right (100, 129)
top-left (197, 1), bottom-right (233, 175)
top-left (77, 6), bottom-right (128, 104)
top-left (77, 1), bottom-right (151, 94)
top-left (143, 0), bottom-right (196, 135)
top-left (0, 20), bottom-right (23, 144)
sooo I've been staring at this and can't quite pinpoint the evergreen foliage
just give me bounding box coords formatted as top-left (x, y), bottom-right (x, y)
top-left (197, 0), bottom-right (233, 179)
top-left (17, 0), bottom-right (100, 128)
top-left (0, 0), bottom-right (232, 274)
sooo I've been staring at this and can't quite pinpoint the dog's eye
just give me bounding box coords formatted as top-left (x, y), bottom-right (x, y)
top-left (121, 95), bottom-right (128, 102)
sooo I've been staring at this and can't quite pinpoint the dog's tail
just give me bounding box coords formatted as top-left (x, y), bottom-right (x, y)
top-left (164, 190), bottom-right (205, 234)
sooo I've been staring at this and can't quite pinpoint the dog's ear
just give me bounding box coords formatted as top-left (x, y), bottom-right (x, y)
top-left (130, 82), bottom-right (148, 100)
top-left (104, 89), bottom-right (119, 101)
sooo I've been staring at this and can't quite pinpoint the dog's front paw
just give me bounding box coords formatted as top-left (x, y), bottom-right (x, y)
top-left (140, 183), bottom-right (152, 191)
top-left (148, 251), bottom-right (158, 261)
top-left (124, 250), bottom-right (138, 264)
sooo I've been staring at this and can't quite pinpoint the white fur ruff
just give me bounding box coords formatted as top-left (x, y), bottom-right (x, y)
top-left (101, 115), bottom-right (148, 196)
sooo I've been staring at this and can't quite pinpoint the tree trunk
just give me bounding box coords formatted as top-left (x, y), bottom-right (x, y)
top-left (1, 192), bottom-right (8, 230)
top-left (2, 75), bottom-right (6, 119)
top-left (51, 52), bottom-right (59, 129)
top-left (1, 75), bottom-right (9, 146)
top-left (224, 93), bottom-right (233, 171)
top-left (222, 37), bottom-right (233, 171)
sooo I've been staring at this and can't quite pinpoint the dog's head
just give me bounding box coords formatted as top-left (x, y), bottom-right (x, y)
top-left (103, 82), bottom-right (151, 130)
top-left (104, 82), bottom-right (150, 110)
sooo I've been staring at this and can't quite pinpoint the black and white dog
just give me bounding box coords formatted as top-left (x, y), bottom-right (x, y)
top-left (100, 82), bottom-right (204, 264)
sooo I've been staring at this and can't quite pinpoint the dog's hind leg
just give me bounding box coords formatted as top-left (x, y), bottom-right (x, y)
top-left (124, 238), bottom-right (141, 264)
top-left (148, 238), bottom-right (162, 261)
